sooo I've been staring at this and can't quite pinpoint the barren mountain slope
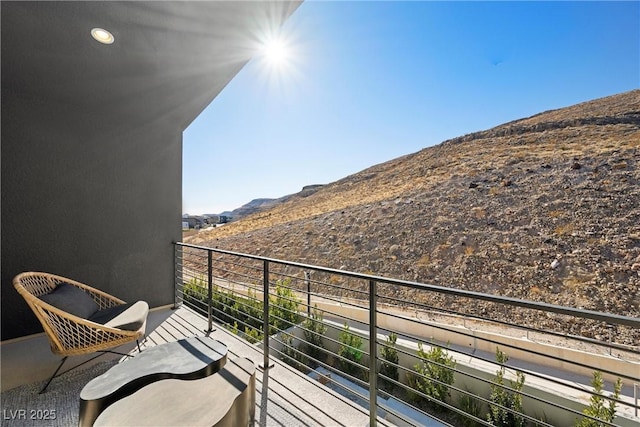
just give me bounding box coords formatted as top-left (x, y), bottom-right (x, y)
top-left (189, 90), bottom-right (640, 338)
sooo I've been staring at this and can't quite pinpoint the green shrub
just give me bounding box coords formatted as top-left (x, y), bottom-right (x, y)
top-left (214, 285), bottom-right (263, 331)
top-left (301, 305), bottom-right (327, 367)
top-left (280, 332), bottom-right (306, 371)
top-left (410, 342), bottom-right (456, 407)
top-left (183, 277), bottom-right (206, 300)
top-left (269, 279), bottom-right (300, 333)
top-left (575, 371), bottom-right (622, 427)
top-left (338, 323), bottom-right (366, 380)
top-left (244, 326), bottom-right (262, 344)
top-left (380, 333), bottom-right (399, 393)
top-left (244, 288), bottom-right (263, 328)
top-left (458, 391), bottom-right (483, 427)
top-left (225, 321), bottom-right (239, 335)
top-left (487, 348), bottom-right (526, 427)
top-left (184, 277), bottom-right (305, 345)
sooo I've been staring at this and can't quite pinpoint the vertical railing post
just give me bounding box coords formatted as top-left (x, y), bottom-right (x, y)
top-left (206, 249), bottom-right (214, 334)
top-left (635, 383), bottom-right (638, 417)
top-left (305, 271), bottom-right (311, 317)
top-left (261, 260), bottom-right (274, 370)
top-left (369, 279), bottom-right (377, 427)
top-left (173, 243), bottom-right (181, 309)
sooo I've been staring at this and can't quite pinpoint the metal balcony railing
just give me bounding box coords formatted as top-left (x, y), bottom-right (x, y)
top-left (174, 242), bottom-right (640, 427)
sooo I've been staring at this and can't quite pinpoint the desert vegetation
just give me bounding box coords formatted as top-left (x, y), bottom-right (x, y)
top-left (183, 277), bottom-right (626, 426)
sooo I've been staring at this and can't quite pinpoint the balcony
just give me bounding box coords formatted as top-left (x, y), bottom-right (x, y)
top-left (1, 307), bottom-right (391, 426)
top-left (172, 242), bottom-right (639, 427)
top-left (1, 241), bottom-right (639, 426)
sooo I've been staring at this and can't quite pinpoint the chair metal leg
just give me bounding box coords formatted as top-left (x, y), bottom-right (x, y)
top-left (39, 357), bottom-right (67, 394)
top-left (39, 339), bottom-right (142, 394)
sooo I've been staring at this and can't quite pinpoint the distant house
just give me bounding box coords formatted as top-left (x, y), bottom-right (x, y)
top-left (183, 216), bottom-right (205, 229)
top-left (203, 215), bottom-right (219, 225)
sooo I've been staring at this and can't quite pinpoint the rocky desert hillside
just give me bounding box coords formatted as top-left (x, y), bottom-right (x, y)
top-left (188, 90), bottom-right (640, 342)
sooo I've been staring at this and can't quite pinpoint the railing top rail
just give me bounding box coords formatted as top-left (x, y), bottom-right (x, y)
top-left (174, 241), bottom-right (640, 329)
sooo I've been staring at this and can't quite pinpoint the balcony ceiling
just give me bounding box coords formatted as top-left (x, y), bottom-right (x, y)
top-left (2, 1), bottom-right (300, 131)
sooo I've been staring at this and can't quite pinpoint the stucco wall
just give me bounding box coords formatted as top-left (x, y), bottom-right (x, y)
top-left (1, 95), bottom-right (182, 340)
top-left (0, 0), bottom-right (302, 341)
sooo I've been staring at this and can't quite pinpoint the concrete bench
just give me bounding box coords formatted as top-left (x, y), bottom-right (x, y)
top-left (93, 357), bottom-right (256, 427)
top-left (80, 337), bottom-right (227, 427)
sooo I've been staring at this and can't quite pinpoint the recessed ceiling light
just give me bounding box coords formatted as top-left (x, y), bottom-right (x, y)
top-left (91, 28), bottom-right (114, 45)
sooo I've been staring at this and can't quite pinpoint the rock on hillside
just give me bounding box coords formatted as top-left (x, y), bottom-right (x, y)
top-left (188, 90), bottom-right (640, 343)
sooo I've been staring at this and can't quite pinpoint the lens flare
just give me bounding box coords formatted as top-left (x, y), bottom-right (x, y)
top-left (263, 37), bottom-right (289, 68)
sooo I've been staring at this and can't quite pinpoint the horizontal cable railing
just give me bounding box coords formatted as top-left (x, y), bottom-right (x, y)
top-left (174, 241), bottom-right (640, 427)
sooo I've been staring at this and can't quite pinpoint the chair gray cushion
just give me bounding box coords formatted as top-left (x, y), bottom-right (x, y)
top-left (40, 282), bottom-right (99, 319)
top-left (89, 301), bottom-right (149, 332)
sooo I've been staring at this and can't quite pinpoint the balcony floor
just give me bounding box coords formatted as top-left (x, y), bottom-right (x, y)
top-left (1, 305), bottom-right (391, 426)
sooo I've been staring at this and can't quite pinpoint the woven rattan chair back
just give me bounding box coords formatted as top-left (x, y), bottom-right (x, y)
top-left (13, 272), bottom-right (142, 356)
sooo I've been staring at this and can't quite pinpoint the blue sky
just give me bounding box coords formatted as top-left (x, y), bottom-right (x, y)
top-left (183, 1), bottom-right (639, 215)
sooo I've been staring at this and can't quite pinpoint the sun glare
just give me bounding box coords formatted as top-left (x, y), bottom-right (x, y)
top-left (253, 27), bottom-right (305, 92)
top-left (264, 39), bottom-right (287, 64)
top-left (264, 38), bottom-right (288, 66)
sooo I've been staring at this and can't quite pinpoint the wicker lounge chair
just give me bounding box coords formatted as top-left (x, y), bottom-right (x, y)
top-left (13, 272), bottom-right (149, 393)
